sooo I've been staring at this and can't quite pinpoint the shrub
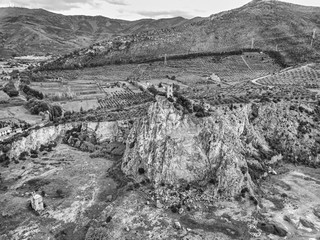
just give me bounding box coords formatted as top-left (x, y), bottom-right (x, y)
top-left (3, 82), bottom-right (19, 97)
top-left (147, 85), bottom-right (160, 96)
top-left (172, 83), bottom-right (180, 91)
top-left (174, 92), bottom-right (193, 113)
top-left (25, 99), bottom-right (62, 119)
top-left (21, 85), bottom-right (44, 100)
top-left (56, 189), bottom-right (64, 198)
top-left (167, 97), bottom-right (174, 102)
top-left (138, 168), bottom-right (145, 175)
top-left (264, 50), bottom-right (288, 68)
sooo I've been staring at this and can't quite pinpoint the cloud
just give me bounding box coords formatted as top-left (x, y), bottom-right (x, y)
top-left (11, 0), bottom-right (90, 11)
top-left (105, 0), bottom-right (128, 6)
top-left (10, 0), bottom-right (127, 11)
top-left (136, 10), bottom-right (195, 19)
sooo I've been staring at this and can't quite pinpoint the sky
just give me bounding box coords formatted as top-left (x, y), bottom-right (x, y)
top-left (0, 0), bottom-right (320, 20)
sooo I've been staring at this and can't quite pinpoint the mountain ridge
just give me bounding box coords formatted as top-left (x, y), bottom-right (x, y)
top-left (1, 0), bottom-right (320, 65)
top-left (0, 7), bottom-right (189, 57)
top-left (37, 0), bottom-right (320, 70)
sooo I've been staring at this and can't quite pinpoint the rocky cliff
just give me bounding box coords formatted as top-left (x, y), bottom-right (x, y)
top-left (122, 97), bottom-right (320, 198)
top-left (8, 123), bottom-right (77, 159)
top-left (122, 97), bottom-right (260, 198)
top-left (83, 120), bottom-right (132, 143)
top-left (6, 120), bottom-right (132, 160)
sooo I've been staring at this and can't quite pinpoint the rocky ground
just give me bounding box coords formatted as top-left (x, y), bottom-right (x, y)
top-left (1, 98), bottom-right (320, 239)
top-left (84, 164), bottom-right (320, 240)
top-left (0, 144), bottom-right (117, 240)
top-left (259, 165), bottom-right (320, 239)
top-left (1, 142), bottom-right (320, 239)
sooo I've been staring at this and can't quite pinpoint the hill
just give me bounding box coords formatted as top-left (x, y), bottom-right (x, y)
top-left (38, 0), bottom-right (320, 70)
top-left (0, 7), bottom-right (187, 57)
top-left (2, 0), bottom-right (320, 66)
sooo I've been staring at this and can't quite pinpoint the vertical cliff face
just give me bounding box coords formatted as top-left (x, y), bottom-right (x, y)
top-left (9, 123), bottom-right (78, 159)
top-left (82, 120), bottom-right (133, 143)
top-left (7, 120), bottom-right (132, 160)
top-left (122, 97), bottom-right (267, 198)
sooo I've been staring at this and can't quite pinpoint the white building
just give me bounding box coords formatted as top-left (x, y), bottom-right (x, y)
top-left (0, 126), bottom-right (12, 137)
top-left (30, 192), bottom-right (44, 211)
top-left (166, 84), bottom-right (173, 98)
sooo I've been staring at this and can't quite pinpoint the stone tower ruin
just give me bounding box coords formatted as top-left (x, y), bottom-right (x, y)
top-left (166, 84), bottom-right (173, 98)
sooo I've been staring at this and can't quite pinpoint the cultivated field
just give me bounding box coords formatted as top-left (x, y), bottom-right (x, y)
top-left (256, 66), bottom-right (320, 87)
top-left (0, 106), bottom-right (43, 125)
top-left (2, 53), bottom-right (319, 124)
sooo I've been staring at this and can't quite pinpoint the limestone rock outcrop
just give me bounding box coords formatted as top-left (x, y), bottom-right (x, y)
top-left (122, 97), bottom-right (320, 198)
top-left (122, 97), bottom-right (265, 198)
top-left (9, 123), bottom-right (77, 159)
top-left (82, 120), bottom-right (132, 143)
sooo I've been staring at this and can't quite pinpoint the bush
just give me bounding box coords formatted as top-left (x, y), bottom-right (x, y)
top-left (0, 154), bottom-right (9, 163)
top-left (264, 50), bottom-right (288, 68)
top-left (26, 99), bottom-right (50, 115)
top-left (21, 85), bottom-right (44, 100)
top-left (172, 83), bottom-right (180, 91)
top-left (1, 144), bottom-right (11, 153)
top-left (174, 92), bottom-right (193, 113)
top-left (167, 97), bottom-right (174, 102)
top-left (25, 99), bottom-right (62, 119)
top-left (147, 85), bottom-right (160, 96)
top-left (56, 189), bottom-right (64, 198)
top-left (3, 82), bottom-right (19, 97)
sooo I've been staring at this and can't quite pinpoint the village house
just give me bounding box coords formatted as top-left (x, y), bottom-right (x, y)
top-left (0, 126), bottom-right (12, 137)
top-left (30, 192), bottom-right (44, 211)
top-left (166, 84), bottom-right (173, 98)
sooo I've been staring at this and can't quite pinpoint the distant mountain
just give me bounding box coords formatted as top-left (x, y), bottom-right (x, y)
top-left (2, 0), bottom-right (320, 66)
top-left (0, 7), bottom-right (188, 57)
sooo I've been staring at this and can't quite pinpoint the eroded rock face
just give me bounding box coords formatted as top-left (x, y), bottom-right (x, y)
top-left (9, 123), bottom-right (77, 159)
top-left (82, 120), bottom-right (133, 143)
top-left (6, 120), bottom-right (133, 160)
top-left (122, 97), bottom-right (265, 198)
top-left (122, 97), bottom-right (320, 198)
top-left (252, 102), bottom-right (320, 166)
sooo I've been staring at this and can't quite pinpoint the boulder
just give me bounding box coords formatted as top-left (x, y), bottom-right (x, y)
top-left (313, 205), bottom-right (320, 219)
top-left (257, 222), bottom-right (287, 237)
top-left (174, 221), bottom-right (182, 229)
top-left (299, 218), bottom-right (314, 229)
top-left (80, 141), bottom-right (96, 152)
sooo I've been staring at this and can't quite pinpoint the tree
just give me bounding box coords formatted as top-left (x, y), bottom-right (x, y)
top-left (56, 189), bottom-right (64, 198)
top-left (147, 85), bottom-right (160, 96)
top-left (3, 82), bottom-right (19, 97)
top-left (173, 83), bottom-right (180, 91)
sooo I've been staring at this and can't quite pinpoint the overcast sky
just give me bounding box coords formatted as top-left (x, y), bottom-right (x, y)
top-left (0, 0), bottom-right (320, 20)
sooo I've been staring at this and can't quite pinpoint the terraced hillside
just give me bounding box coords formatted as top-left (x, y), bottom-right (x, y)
top-left (256, 65), bottom-right (320, 87)
top-left (38, 0), bottom-right (320, 70)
